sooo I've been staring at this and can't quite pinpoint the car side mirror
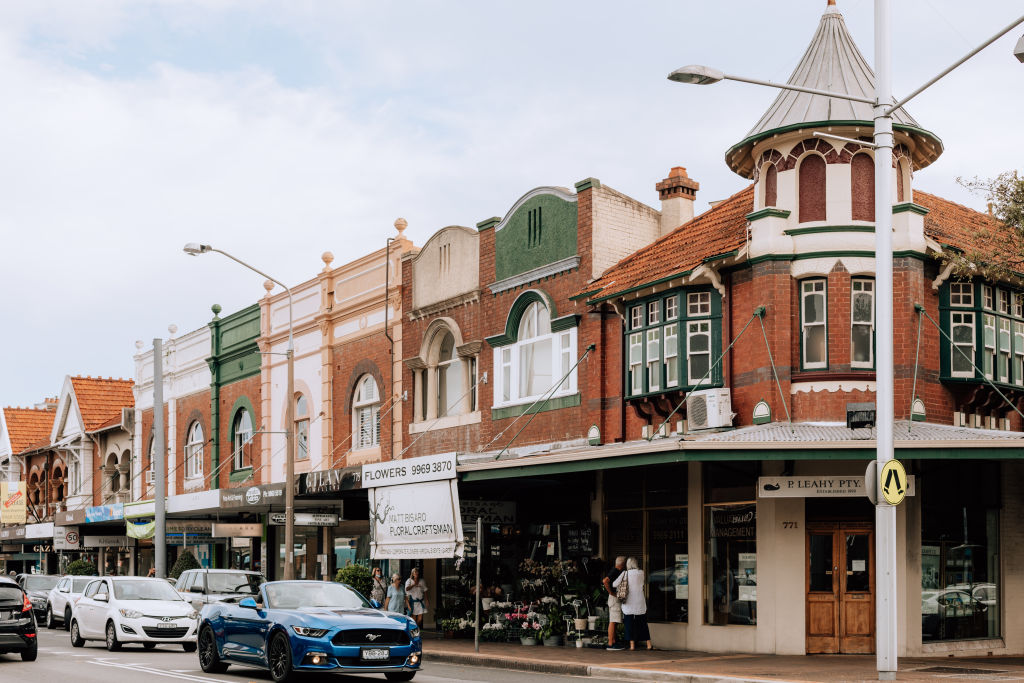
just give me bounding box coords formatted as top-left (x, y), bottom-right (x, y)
top-left (239, 597), bottom-right (260, 610)
top-left (190, 585), bottom-right (204, 594)
top-left (95, 593), bottom-right (108, 602)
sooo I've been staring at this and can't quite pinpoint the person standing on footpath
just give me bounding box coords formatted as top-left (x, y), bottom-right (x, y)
top-left (369, 566), bottom-right (387, 606)
top-left (405, 567), bottom-right (429, 628)
top-left (612, 557), bottom-right (652, 650)
top-left (384, 574), bottom-right (409, 615)
top-left (602, 556), bottom-right (626, 650)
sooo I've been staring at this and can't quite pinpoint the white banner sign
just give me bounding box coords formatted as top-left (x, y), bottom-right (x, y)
top-left (362, 452), bottom-right (456, 489)
top-left (83, 535), bottom-right (133, 548)
top-left (166, 520), bottom-right (213, 533)
top-left (758, 475), bottom-right (916, 498)
top-left (54, 527), bottom-right (80, 550)
top-left (212, 523), bottom-right (263, 538)
top-left (369, 479), bottom-right (464, 559)
top-left (269, 512), bottom-right (339, 527)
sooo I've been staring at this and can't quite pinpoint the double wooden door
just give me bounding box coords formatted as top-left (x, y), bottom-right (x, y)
top-left (806, 522), bottom-right (874, 654)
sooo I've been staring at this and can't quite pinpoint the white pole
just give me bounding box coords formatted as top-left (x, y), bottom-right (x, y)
top-left (873, 0), bottom-right (898, 678)
top-left (474, 516), bottom-right (482, 653)
top-left (154, 338), bottom-right (167, 579)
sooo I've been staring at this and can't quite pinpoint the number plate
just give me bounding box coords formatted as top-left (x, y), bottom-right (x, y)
top-left (157, 621), bottom-right (177, 628)
top-left (0, 610), bottom-right (9, 620)
top-left (360, 647), bottom-right (390, 661)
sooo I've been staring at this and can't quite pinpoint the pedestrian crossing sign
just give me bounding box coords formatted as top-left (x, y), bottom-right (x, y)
top-left (879, 459), bottom-right (907, 506)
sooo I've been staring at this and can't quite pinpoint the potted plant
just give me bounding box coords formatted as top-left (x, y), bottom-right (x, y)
top-left (570, 599), bottom-right (588, 631)
top-left (520, 619), bottom-right (541, 645)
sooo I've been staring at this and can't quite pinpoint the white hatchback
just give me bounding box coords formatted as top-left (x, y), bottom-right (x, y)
top-left (70, 576), bottom-right (199, 651)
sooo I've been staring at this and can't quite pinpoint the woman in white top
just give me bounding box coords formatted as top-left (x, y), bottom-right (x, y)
top-left (612, 557), bottom-right (652, 650)
top-left (405, 567), bottom-right (429, 628)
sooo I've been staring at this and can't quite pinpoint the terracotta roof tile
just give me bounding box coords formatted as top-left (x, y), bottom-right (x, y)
top-left (69, 376), bottom-right (134, 432)
top-left (915, 190), bottom-right (1005, 255)
top-left (582, 185), bottom-right (754, 301)
top-left (2, 407), bottom-right (55, 454)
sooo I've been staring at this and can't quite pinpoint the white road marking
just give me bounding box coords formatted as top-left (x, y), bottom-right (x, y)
top-left (88, 657), bottom-right (213, 683)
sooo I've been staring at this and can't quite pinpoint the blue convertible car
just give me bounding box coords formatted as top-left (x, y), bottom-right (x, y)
top-left (197, 580), bottom-right (422, 682)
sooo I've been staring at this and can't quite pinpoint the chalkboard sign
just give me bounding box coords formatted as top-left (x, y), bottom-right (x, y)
top-left (564, 523), bottom-right (595, 555)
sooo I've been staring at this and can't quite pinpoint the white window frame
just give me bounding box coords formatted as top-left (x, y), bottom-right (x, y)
top-left (630, 306), bottom-right (643, 330)
top-left (352, 376), bottom-right (380, 451)
top-left (687, 292), bottom-right (711, 317)
top-left (851, 279), bottom-right (874, 368)
top-left (1014, 322), bottom-right (1024, 386)
top-left (801, 280), bottom-right (828, 370)
top-left (983, 285), bottom-right (994, 310)
top-left (999, 318), bottom-right (1012, 383)
top-left (233, 409), bottom-right (253, 470)
top-left (492, 305), bottom-right (578, 408)
top-left (647, 328), bottom-right (661, 392)
top-left (294, 395), bottom-right (309, 461)
top-left (665, 295), bottom-right (679, 321)
top-left (949, 282), bottom-right (973, 307)
top-left (950, 311), bottom-right (975, 379)
top-left (628, 332), bottom-right (643, 395)
top-left (664, 323), bottom-right (679, 388)
top-left (983, 313), bottom-right (996, 380)
top-left (647, 300), bottom-right (661, 326)
top-left (687, 320), bottom-right (712, 386)
top-left (999, 289), bottom-right (1011, 315)
top-left (185, 421), bottom-right (204, 480)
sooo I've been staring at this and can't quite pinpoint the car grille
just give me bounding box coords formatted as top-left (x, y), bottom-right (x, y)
top-left (337, 655), bottom-right (408, 667)
top-left (333, 629), bottom-right (410, 646)
top-left (142, 626), bottom-right (189, 638)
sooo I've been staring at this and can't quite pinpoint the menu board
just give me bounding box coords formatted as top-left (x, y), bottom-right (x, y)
top-left (565, 523), bottom-right (595, 555)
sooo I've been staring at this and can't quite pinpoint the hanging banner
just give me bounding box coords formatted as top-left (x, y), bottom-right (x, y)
top-left (126, 519), bottom-right (155, 540)
top-left (1, 482), bottom-right (27, 524)
top-left (86, 503), bottom-right (124, 523)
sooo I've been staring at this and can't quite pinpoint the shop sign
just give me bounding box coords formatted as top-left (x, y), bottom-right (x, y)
top-left (57, 509), bottom-right (86, 526)
top-left (25, 522), bottom-right (54, 540)
top-left (1, 544), bottom-right (19, 552)
top-left (212, 523), bottom-right (263, 538)
top-left (368, 478), bottom-right (464, 559)
top-left (31, 544), bottom-right (52, 553)
top-left (83, 535), bottom-right (133, 548)
top-left (0, 526), bottom-right (26, 540)
top-left (54, 527), bottom-right (81, 550)
top-left (297, 466), bottom-right (362, 496)
top-left (1, 482), bottom-right (27, 524)
top-left (362, 452), bottom-right (456, 488)
top-left (758, 475), bottom-right (916, 499)
top-left (85, 503), bottom-right (124, 523)
top-left (220, 483), bottom-right (286, 509)
top-left (124, 500), bottom-right (156, 519)
top-left (269, 512), bottom-right (339, 527)
top-left (460, 500), bottom-right (516, 525)
top-left (707, 506), bottom-right (756, 539)
top-left (167, 520), bottom-right (212, 534)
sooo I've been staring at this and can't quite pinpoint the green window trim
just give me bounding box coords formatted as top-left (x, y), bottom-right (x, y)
top-left (490, 393), bottom-right (581, 421)
top-left (939, 281), bottom-right (1024, 388)
top-left (486, 289), bottom-right (579, 348)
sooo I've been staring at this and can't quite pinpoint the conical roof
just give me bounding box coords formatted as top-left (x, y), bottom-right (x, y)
top-left (725, 1), bottom-right (942, 178)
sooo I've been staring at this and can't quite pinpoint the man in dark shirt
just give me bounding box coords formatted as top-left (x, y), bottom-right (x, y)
top-left (601, 556), bottom-right (626, 650)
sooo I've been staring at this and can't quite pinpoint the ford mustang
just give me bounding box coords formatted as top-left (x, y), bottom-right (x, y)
top-left (197, 580), bottom-right (421, 682)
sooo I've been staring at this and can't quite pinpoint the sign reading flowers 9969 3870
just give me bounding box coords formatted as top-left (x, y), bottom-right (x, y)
top-left (362, 452), bottom-right (464, 560)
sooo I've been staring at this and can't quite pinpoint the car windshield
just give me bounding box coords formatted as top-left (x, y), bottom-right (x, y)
top-left (72, 578), bottom-right (94, 593)
top-left (265, 582), bottom-right (370, 610)
top-left (23, 576), bottom-right (59, 592)
top-left (113, 579), bottom-right (183, 601)
top-left (206, 572), bottom-right (263, 595)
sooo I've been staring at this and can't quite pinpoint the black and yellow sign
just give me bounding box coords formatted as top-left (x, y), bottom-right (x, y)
top-left (880, 460), bottom-right (907, 505)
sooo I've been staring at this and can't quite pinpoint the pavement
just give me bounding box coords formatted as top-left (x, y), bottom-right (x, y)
top-left (423, 639), bottom-right (1024, 682)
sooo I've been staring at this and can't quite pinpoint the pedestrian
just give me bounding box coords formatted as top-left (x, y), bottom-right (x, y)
top-left (612, 557), bottom-right (652, 651)
top-left (369, 566), bottom-right (387, 605)
top-left (384, 573), bottom-right (409, 615)
top-left (405, 567), bottom-right (429, 628)
top-left (146, 567), bottom-right (156, 578)
top-left (602, 556), bottom-right (626, 650)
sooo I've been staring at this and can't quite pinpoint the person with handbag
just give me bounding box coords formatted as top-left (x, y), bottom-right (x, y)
top-left (612, 557), bottom-right (652, 650)
top-left (601, 556), bottom-right (626, 651)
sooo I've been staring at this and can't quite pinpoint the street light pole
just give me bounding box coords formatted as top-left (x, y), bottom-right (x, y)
top-left (183, 243), bottom-right (296, 580)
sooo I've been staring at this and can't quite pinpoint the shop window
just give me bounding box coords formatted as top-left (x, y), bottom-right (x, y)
top-left (801, 279), bottom-right (828, 369)
top-left (493, 297), bottom-right (577, 406)
top-left (850, 153), bottom-right (875, 221)
top-left (921, 461), bottom-right (1000, 642)
top-left (185, 421), bottom-right (204, 479)
top-left (798, 154), bottom-right (826, 223)
top-left (703, 462), bottom-right (758, 626)
top-left (294, 395), bottom-right (309, 461)
top-left (949, 282), bottom-right (973, 307)
top-left (950, 312), bottom-right (975, 378)
top-left (851, 279), bottom-right (874, 368)
top-left (352, 375), bottom-right (380, 450)
top-left (232, 408), bottom-right (254, 470)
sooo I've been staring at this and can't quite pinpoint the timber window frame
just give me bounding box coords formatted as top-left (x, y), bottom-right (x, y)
top-left (800, 279), bottom-right (828, 370)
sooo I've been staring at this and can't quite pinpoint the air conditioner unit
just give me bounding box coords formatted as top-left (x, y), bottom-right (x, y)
top-left (686, 388), bottom-right (733, 431)
top-left (145, 470), bottom-right (155, 485)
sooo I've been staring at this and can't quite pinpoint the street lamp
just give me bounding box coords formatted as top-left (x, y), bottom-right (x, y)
top-left (670, 3), bottom-right (1024, 679)
top-left (183, 242), bottom-right (297, 581)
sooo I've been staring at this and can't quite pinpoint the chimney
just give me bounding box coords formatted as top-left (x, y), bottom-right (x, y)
top-left (656, 166), bottom-right (699, 235)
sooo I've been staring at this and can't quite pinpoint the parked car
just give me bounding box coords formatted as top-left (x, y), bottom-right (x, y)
top-left (45, 575), bottom-right (96, 630)
top-left (0, 575), bottom-right (38, 661)
top-left (922, 588), bottom-right (988, 640)
top-left (70, 576), bottom-right (198, 651)
top-left (176, 569), bottom-right (264, 611)
top-left (18, 574), bottom-right (60, 622)
top-left (197, 580), bottom-right (421, 682)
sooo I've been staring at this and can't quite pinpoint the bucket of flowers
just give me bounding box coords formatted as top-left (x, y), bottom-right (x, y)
top-left (519, 618), bottom-right (542, 645)
top-left (481, 621), bottom-right (507, 642)
top-left (439, 617), bottom-right (472, 638)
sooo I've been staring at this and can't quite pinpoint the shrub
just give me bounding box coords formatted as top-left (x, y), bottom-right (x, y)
top-left (65, 559), bottom-right (97, 576)
top-left (169, 550), bottom-right (201, 579)
top-left (335, 564), bottom-right (373, 599)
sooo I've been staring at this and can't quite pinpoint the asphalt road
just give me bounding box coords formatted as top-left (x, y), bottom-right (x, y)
top-left (0, 628), bottom-right (628, 682)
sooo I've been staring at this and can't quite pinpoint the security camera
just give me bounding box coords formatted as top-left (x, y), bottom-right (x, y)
top-left (1016, 34), bottom-right (1024, 64)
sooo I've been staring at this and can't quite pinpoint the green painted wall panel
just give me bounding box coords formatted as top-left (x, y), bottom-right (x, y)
top-left (494, 193), bottom-right (577, 281)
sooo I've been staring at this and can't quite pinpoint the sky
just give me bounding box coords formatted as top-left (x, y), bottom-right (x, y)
top-left (1, 0), bottom-right (1022, 408)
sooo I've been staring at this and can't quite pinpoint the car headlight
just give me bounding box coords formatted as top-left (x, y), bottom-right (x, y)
top-left (291, 626), bottom-right (329, 638)
top-left (409, 626), bottom-right (420, 638)
top-left (119, 609), bottom-right (143, 619)
top-left (188, 610), bottom-right (199, 620)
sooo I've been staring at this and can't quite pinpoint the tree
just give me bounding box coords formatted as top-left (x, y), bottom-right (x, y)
top-left (169, 550), bottom-right (201, 579)
top-left (65, 559), bottom-right (97, 576)
top-left (335, 563), bottom-right (373, 599)
top-left (941, 171), bottom-right (1024, 282)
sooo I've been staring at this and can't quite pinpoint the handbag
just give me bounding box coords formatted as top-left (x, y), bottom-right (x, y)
top-left (616, 570), bottom-right (629, 600)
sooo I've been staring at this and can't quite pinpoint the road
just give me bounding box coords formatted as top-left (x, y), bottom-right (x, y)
top-left (0, 628), bottom-right (628, 682)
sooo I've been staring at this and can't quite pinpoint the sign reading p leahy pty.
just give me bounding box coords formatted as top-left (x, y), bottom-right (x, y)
top-left (759, 475), bottom-right (916, 499)
top-left (363, 453), bottom-right (463, 560)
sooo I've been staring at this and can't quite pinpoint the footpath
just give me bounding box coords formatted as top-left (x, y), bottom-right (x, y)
top-left (424, 639), bottom-right (1024, 682)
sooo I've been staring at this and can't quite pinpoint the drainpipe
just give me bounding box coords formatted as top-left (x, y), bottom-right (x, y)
top-left (384, 234), bottom-right (396, 460)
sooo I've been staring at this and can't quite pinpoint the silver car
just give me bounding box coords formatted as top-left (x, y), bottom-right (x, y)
top-left (175, 569), bottom-right (264, 611)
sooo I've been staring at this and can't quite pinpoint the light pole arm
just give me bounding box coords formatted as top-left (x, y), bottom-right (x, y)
top-left (208, 247), bottom-right (294, 352)
top-left (884, 13), bottom-right (1024, 115)
top-left (722, 73), bottom-right (876, 104)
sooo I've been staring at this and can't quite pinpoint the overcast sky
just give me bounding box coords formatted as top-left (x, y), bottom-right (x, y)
top-left (1, 0), bottom-right (1021, 408)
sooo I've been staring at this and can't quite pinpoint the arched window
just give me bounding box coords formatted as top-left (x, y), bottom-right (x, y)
top-left (494, 293), bottom-right (578, 406)
top-left (106, 453), bottom-right (120, 493)
top-left (233, 409), bottom-right (253, 470)
top-left (519, 300), bottom-right (553, 397)
top-left (185, 421), bottom-right (204, 479)
top-left (294, 395), bottom-right (309, 461)
top-left (353, 376), bottom-right (380, 450)
top-left (896, 158), bottom-right (911, 203)
top-left (851, 153), bottom-right (875, 221)
top-left (798, 154), bottom-right (827, 223)
top-left (762, 164), bottom-right (778, 207)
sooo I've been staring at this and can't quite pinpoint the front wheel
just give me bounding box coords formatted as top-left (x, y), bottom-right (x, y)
top-left (70, 620), bottom-right (85, 648)
top-left (385, 673), bottom-right (416, 682)
top-left (198, 626), bottom-right (229, 674)
top-left (106, 621), bottom-right (122, 652)
top-left (64, 607), bottom-right (72, 631)
top-left (45, 605), bottom-right (56, 629)
top-left (182, 642), bottom-right (197, 653)
top-left (268, 632), bottom-right (293, 683)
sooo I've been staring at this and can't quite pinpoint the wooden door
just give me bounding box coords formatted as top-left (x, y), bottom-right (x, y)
top-left (806, 523), bottom-right (874, 654)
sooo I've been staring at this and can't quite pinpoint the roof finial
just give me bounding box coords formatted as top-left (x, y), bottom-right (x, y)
top-left (827, 0), bottom-right (836, 5)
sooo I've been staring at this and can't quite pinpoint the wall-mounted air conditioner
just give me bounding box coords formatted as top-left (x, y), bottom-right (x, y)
top-left (686, 388), bottom-right (733, 431)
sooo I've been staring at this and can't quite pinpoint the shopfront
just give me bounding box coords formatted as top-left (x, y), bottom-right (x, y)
top-left (294, 465), bottom-right (369, 579)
